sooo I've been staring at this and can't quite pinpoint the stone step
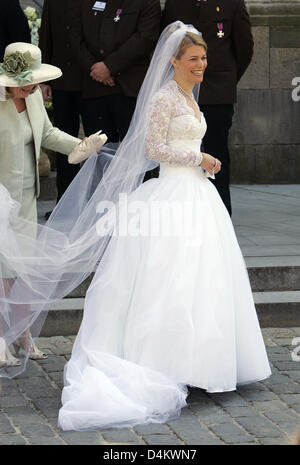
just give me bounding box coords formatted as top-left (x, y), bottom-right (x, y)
top-left (245, 256), bottom-right (300, 292)
top-left (254, 291), bottom-right (300, 328)
top-left (40, 290), bottom-right (300, 336)
top-left (41, 298), bottom-right (83, 337)
top-left (65, 257), bottom-right (300, 301)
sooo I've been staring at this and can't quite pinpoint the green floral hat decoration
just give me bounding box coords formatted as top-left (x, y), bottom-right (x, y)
top-left (0, 42), bottom-right (62, 87)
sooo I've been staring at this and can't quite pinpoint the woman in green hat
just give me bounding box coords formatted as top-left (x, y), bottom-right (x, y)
top-left (0, 42), bottom-right (106, 367)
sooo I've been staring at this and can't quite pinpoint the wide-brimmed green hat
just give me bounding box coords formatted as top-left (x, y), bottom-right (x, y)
top-left (0, 42), bottom-right (62, 87)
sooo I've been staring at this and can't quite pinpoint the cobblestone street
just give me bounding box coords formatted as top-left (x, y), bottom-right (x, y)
top-left (1, 0), bottom-right (299, 449)
top-left (1, 327), bottom-right (300, 445)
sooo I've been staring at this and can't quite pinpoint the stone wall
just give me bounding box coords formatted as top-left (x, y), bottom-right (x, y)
top-left (232, 0), bottom-right (300, 183)
top-left (19, 0), bottom-right (300, 183)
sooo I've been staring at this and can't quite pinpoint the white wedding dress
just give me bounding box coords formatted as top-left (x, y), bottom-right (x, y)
top-left (58, 80), bottom-right (271, 431)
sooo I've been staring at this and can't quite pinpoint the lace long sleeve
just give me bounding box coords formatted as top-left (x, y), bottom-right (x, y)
top-left (145, 91), bottom-right (203, 166)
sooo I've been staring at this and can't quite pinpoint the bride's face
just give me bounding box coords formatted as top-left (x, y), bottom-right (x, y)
top-left (172, 45), bottom-right (207, 85)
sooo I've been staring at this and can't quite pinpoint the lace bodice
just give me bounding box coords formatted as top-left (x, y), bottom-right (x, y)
top-left (145, 80), bottom-right (207, 166)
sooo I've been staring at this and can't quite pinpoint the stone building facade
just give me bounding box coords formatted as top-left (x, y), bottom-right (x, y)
top-left (19, 0), bottom-right (300, 183)
top-left (232, 0), bottom-right (300, 183)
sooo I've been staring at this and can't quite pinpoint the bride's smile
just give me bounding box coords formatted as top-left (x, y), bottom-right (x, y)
top-left (171, 44), bottom-right (207, 93)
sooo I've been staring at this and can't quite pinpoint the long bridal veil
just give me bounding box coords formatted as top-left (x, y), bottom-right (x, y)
top-left (0, 22), bottom-right (201, 380)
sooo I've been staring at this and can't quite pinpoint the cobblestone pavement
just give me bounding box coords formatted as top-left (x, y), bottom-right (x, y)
top-left (1, 328), bottom-right (300, 445)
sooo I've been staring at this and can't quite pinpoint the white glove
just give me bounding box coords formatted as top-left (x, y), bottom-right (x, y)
top-left (68, 131), bottom-right (108, 164)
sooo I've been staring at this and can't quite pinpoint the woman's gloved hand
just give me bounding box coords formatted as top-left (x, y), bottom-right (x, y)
top-left (68, 131), bottom-right (108, 164)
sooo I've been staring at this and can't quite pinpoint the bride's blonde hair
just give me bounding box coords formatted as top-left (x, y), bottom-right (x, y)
top-left (175, 32), bottom-right (207, 59)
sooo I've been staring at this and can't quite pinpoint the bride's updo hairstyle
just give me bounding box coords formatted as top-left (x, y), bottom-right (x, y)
top-left (175, 32), bottom-right (207, 60)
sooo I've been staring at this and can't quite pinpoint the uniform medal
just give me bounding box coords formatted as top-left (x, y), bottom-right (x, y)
top-left (217, 22), bottom-right (224, 38)
top-left (114, 9), bottom-right (122, 22)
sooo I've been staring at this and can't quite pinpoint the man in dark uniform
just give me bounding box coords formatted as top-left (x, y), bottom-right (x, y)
top-left (69, 0), bottom-right (161, 143)
top-left (162, 0), bottom-right (254, 215)
top-left (39, 0), bottom-right (84, 204)
top-left (0, 0), bottom-right (31, 61)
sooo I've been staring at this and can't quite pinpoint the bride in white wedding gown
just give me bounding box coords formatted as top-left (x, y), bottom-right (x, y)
top-left (58, 23), bottom-right (271, 431)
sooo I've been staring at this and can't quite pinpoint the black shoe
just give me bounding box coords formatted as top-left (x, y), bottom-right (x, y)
top-left (44, 211), bottom-right (52, 220)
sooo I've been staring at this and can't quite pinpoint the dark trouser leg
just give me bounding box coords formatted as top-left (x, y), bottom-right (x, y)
top-left (107, 94), bottom-right (160, 182)
top-left (143, 166), bottom-right (160, 182)
top-left (81, 96), bottom-right (118, 141)
top-left (80, 95), bottom-right (136, 195)
top-left (52, 90), bottom-right (81, 201)
top-left (200, 104), bottom-right (234, 216)
top-left (109, 94), bottom-right (136, 140)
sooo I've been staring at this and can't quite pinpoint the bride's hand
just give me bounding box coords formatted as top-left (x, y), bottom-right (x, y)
top-left (200, 153), bottom-right (222, 175)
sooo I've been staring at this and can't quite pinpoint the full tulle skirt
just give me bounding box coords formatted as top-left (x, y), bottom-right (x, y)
top-left (58, 165), bottom-right (271, 431)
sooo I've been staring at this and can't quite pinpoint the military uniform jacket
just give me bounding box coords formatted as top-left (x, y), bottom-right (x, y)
top-left (162, 0), bottom-right (254, 104)
top-left (70, 0), bottom-right (161, 98)
top-left (39, 0), bottom-right (83, 91)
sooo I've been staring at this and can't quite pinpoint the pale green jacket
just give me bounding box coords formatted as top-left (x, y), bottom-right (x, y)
top-left (0, 88), bottom-right (81, 204)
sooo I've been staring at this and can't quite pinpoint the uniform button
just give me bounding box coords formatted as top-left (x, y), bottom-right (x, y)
top-left (67, 61), bottom-right (72, 66)
top-left (100, 49), bottom-right (104, 54)
top-left (66, 25), bottom-right (70, 30)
